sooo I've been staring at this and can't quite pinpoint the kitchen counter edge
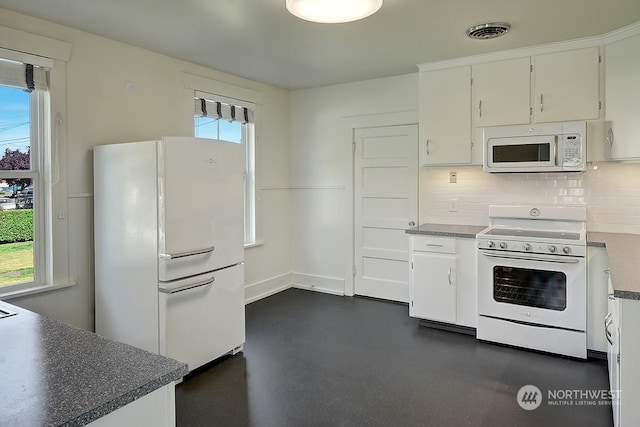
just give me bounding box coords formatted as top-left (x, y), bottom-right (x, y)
top-left (405, 223), bottom-right (486, 239)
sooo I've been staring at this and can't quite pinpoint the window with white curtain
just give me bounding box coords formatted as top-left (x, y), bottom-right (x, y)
top-left (194, 92), bottom-right (256, 245)
top-left (0, 58), bottom-right (50, 291)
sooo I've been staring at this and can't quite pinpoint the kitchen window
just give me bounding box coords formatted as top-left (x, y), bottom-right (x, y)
top-left (194, 93), bottom-right (256, 245)
top-left (0, 59), bottom-right (50, 291)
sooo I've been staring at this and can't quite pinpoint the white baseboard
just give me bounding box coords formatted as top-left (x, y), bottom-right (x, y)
top-left (291, 272), bottom-right (345, 296)
top-left (244, 273), bottom-right (292, 304)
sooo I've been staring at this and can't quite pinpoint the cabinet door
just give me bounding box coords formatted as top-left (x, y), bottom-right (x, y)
top-left (533, 47), bottom-right (600, 123)
top-left (618, 298), bottom-right (640, 426)
top-left (605, 33), bottom-right (640, 160)
top-left (410, 252), bottom-right (456, 323)
top-left (472, 57), bottom-right (531, 127)
top-left (419, 66), bottom-right (472, 165)
top-left (587, 247), bottom-right (609, 352)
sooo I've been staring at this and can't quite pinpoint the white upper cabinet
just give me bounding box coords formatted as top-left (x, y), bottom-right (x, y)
top-left (605, 32), bottom-right (640, 160)
top-left (419, 66), bottom-right (472, 165)
top-left (472, 57), bottom-right (531, 127)
top-left (533, 47), bottom-right (601, 123)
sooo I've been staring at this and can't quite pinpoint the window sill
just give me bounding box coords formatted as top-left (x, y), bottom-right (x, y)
top-left (244, 241), bottom-right (265, 249)
top-left (0, 281), bottom-right (77, 300)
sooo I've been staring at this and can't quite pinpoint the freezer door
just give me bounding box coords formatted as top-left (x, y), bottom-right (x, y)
top-left (159, 264), bottom-right (245, 371)
top-left (158, 137), bottom-right (244, 281)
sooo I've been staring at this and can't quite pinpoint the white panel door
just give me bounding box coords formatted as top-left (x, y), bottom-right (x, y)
top-left (354, 125), bottom-right (418, 302)
top-left (159, 137), bottom-right (244, 282)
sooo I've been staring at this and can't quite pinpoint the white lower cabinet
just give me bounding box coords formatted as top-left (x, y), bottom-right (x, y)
top-left (411, 251), bottom-right (456, 323)
top-left (587, 246), bottom-right (610, 352)
top-left (409, 235), bottom-right (477, 328)
top-left (88, 384), bottom-right (176, 427)
top-left (613, 295), bottom-right (640, 426)
top-left (606, 278), bottom-right (620, 427)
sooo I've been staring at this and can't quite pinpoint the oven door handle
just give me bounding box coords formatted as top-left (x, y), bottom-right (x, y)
top-left (480, 250), bottom-right (581, 264)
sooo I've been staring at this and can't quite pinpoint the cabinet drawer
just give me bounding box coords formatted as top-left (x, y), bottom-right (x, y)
top-left (411, 236), bottom-right (456, 254)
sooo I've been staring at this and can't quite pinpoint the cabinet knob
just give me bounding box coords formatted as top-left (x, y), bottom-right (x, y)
top-left (408, 221), bottom-right (416, 227)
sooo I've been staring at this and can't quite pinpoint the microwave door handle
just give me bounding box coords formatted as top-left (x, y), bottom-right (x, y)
top-left (554, 135), bottom-right (559, 166)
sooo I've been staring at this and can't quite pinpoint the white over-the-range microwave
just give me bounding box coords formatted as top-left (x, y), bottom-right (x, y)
top-left (483, 121), bottom-right (586, 173)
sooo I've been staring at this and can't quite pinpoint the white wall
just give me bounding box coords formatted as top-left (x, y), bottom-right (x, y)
top-left (289, 74), bottom-right (419, 295)
top-left (0, 9), bottom-right (291, 330)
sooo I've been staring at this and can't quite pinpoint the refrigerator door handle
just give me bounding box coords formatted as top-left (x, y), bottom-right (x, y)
top-left (159, 276), bottom-right (215, 294)
top-left (159, 245), bottom-right (215, 260)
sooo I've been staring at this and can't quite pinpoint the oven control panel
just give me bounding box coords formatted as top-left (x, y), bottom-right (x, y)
top-left (477, 239), bottom-right (586, 257)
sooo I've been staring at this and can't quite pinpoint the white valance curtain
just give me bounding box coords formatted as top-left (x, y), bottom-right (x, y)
top-left (0, 59), bottom-right (48, 92)
top-left (194, 95), bottom-right (255, 124)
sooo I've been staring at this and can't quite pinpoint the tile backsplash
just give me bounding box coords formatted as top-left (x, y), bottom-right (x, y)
top-left (419, 162), bottom-right (640, 234)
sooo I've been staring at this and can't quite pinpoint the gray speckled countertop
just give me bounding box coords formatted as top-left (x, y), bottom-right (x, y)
top-left (406, 223), bottom-right (486, 238)
top-left (0, 301), bottom-right (188, 427)
top-left (587, 232), bottom-right (640, 301)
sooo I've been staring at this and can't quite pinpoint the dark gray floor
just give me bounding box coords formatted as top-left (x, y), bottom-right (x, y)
top-left (176, 288), bottom-right (613, 427)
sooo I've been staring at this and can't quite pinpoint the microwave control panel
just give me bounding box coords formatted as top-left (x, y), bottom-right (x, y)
top-left (562, 134), bottom-right (583, 168)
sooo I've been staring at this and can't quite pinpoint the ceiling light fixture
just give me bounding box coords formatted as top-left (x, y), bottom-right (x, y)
top-left (286, 0), bottom-right (383, 24)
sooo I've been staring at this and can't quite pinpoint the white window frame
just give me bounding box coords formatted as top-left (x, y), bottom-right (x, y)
top-left (243, 123), bottom-right (256, 245)
top-left (193, 91), bottom-right (257, 246)
top-left (0, 88), bottom-right (51, 291)
top-left (0, 24), bottom-right (73, 299)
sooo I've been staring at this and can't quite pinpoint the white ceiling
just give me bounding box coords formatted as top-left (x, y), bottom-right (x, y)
top-left (1, 0), bottom-right (640, 90)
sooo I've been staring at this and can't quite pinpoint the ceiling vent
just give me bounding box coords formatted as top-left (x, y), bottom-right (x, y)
top-left (466, 22), bottom-right (511, 40)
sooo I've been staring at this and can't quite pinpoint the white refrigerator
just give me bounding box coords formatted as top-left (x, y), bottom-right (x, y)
top-left (94, 136), bottom-right (245, 372)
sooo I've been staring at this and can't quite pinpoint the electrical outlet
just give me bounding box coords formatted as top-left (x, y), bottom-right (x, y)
top-left (449, 171), bottom-right (457, 183)
top-left (449, 199), bottom-right (458, 212)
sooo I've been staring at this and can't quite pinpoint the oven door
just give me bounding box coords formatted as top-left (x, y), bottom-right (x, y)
top-left (478, 249), bottom-right (586, 331)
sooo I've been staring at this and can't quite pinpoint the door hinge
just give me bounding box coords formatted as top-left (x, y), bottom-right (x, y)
top-left (617, 353), bottom-right (620, 364)
top-left (530, 106), bottom-right (533, 116)
top-left (411, 261), bottom-right (414, 269)
top-left (530, 64), bottom-right (533, 72)
top-left (599, 54), bottom-right (602, 64)
top-left (599, 100), bottom-right (602, 110)
top-left (352, 142), bottom-right (356, 153)
top-left (470, 77), bottom-right (473, 86)
top-left (352, 264), bottom-right (356, 276)
top-left (411, 300), bottom-right (414, 307)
